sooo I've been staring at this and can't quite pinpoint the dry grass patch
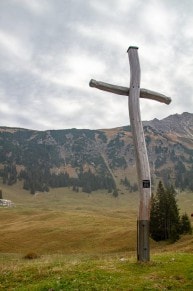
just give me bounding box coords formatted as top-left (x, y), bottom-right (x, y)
top-left (0, 183), bottom-right (192, 256)
top-left (0, 185), bottom-right (138, 255)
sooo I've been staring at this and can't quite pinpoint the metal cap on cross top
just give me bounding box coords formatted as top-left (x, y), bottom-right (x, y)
top-left (89, 46), bottom-right (172, 262)
top-left (127, 46), bottom-right (139, 51)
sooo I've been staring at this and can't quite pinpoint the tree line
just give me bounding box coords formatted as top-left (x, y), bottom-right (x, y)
top-left (0, 164), bottom-right (116, 195)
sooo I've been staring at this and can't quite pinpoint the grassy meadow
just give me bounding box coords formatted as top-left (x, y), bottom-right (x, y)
top-left (1, 182), bottom-right (193, 290)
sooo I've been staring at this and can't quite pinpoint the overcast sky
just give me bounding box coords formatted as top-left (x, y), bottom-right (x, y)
top-left (0, 0), bottom-right (193, 130)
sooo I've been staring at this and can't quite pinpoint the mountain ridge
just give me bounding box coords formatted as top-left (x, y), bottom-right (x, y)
top-left (0, 112), bottom-right (193, 194)
top-left (143, 112), bottom-right (193, 138)
top-left (1, 111), bottom-right (193, 136)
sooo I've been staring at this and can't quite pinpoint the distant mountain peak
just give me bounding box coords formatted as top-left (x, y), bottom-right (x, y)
top-left (144, 112), bottom-right (193, 138)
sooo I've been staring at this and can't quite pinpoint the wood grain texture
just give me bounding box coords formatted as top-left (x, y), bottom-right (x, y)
top-left (127, 47), bottom-right (151, 221)
top-left (89, 46), bottom-right (172, 262)
top-left (89, 79), bottom-right (171, 105)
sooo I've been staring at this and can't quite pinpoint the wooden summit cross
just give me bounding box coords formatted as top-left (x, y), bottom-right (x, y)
top-left (89, 46), bottom-right (171, 262)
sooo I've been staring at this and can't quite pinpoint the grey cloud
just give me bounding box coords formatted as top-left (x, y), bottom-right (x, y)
top-left (0, 0), bottom-right (193, 130)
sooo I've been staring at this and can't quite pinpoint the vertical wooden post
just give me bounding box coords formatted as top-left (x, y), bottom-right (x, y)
top-left (89, 46), bottom-right (171, 262)
top-left (127, 46), bottom-right (151, 262)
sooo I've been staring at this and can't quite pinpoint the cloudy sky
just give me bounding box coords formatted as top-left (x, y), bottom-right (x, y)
top-left (0, 0), bottom-right (193, 130)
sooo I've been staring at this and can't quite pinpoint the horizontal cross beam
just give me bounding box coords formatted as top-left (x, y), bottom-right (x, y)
top-left (89, 79), bottom-right (171, 105)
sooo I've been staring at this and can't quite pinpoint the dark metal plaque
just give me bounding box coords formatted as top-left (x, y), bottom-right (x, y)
top-left (142, 180), bottom-right (150, 188)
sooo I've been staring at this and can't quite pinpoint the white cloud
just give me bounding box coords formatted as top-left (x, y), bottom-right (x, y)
top-left (77, 24), bottom-right (131, 51)
top-left (36, 53), bottom-right (106, 92)
top-left (0, 30), bottom-right (31, 61)
top-left (12, 0), bottom-right (48, 15)
top-left (0, 0), bottom-right (193, 130)
top-left (142, 1), bottom-right (177, 38)
top-left (48, 98), bottom-right (82, 115)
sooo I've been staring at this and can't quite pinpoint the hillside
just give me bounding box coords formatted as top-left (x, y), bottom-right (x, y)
top-left (0, 112), bottom-right (193, 194)
top-left (1, 185), bottom-right (193, 290)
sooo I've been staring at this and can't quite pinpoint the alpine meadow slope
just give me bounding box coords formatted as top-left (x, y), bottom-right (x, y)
top-left (1, 112), bottom-right (193, 195)
top-left (1, 113), bottom-right (193, 290)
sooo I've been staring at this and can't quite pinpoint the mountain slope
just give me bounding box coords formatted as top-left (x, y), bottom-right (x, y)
top-left (0, 112), bottom-right (193, 194)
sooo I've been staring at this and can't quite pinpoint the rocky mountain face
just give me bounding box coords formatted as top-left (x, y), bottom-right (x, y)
top-left (144, 112), bottom-right (193, 138)
top-left (0, 112), bottom-right (193, 194)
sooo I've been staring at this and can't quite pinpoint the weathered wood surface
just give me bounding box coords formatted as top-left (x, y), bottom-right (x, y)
top-left (128, 47), bottom-right (151, 262)
top-left (127, 47), bottom-right (151, 222)
top-left (89, 46), bottom-right (172, 262)
top-left (89, 79), bottom-right (171, 105)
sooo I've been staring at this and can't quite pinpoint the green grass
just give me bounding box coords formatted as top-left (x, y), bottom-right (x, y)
top-left (1, 252), bottom-right (193, 290)
top-left (0, 182), bottom-right (193, 289)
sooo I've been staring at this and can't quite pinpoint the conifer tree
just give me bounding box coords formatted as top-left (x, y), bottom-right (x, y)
top-left (150, 181), bottom-right (165, 241)
top-left (180, 213), bottom-right (192, 234)
top-left (150, 181), bottom-right (180, 242)
top-left (112, 189), bottom-right (118, 197)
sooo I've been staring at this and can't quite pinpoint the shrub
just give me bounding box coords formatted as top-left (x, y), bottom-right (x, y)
top-left (23, 252), bottom-right (39, 260)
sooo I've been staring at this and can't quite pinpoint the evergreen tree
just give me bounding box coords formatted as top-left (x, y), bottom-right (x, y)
top-left (166, 185), bottom-right (180, 242)
top-left (150, 181), bottom-right (180, 242)
top-left (112, 189), bottom-right (118, 198)
top-left (149, 192), bottom-right (160, 241)
top-left (150, 181), bottom-right (165, 241)
top-left (180, 213), bottom-right (192, 234)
